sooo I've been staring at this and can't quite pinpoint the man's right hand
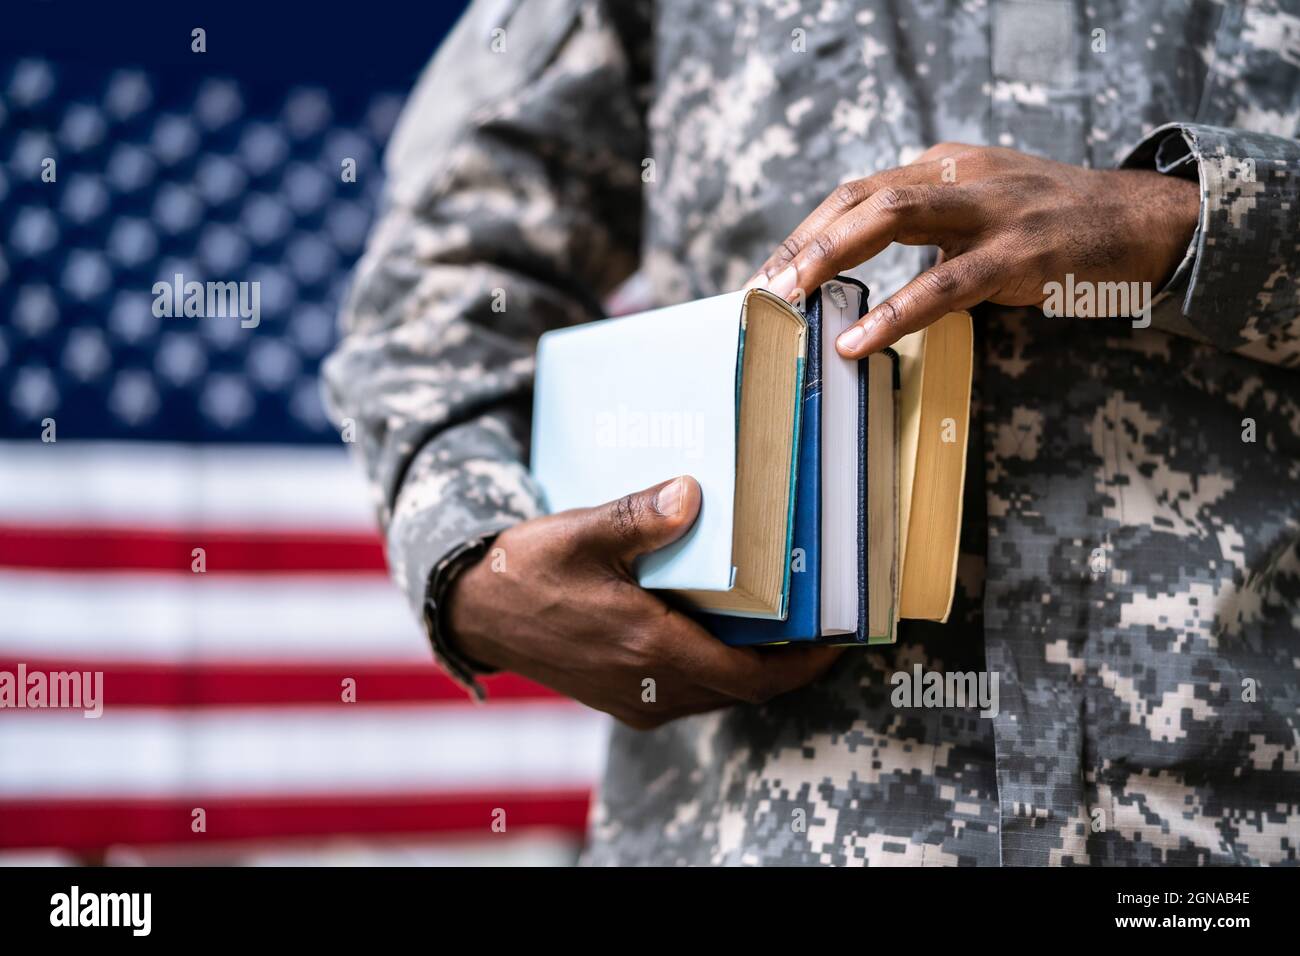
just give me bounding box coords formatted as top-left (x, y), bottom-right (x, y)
top-left (445, 475), bottom-right (842, 729)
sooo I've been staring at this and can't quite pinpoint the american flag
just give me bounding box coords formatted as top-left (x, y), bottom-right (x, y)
top-left (0, 34), bottom-right (605, 863)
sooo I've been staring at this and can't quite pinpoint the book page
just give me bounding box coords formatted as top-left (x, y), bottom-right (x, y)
top-left (892, 329), bottom-right (926, 593)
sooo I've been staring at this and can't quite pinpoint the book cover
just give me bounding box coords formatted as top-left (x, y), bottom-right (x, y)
top-left (532, 291), bottom-right (747, 592)
top-left (530, 289), bottom-right (808, 618)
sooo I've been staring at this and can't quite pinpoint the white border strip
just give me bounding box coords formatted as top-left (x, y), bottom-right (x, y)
top-left (0, 703), bottom-right (608, 797)
top-left (0, 441), bottom-right (377, 531)
top-left (0, 571), bottom-right (428, 662)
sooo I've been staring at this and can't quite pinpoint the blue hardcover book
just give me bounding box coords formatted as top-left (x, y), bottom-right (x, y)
top-left (704, 277), bottom-right (873, 645)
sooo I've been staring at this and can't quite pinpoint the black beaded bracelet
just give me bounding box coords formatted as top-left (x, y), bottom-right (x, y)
top-left (422, 534), bottom-right (500, 700)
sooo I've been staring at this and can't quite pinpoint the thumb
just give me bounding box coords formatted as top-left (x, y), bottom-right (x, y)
top-left (579, 475), bottom-right (702, 566)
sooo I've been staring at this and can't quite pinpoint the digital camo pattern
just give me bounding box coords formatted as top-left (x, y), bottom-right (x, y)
top-left (323, 0), bottom-right (1300, 865)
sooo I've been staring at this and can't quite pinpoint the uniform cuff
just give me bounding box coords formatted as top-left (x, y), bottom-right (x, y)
top-left (1122, 122), bottom-right (1300, 350)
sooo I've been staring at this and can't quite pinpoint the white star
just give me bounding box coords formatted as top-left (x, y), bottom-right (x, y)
top-left (283, 162), bottom-right (331, 214)
top-left (153, 183), bottom-right (203, 235)
top-left (9, 131), bottom-right (56, 181)
top-left (195, 154), bottom-right (247, 206)
top-left (61, 175), bottom-right (110, 224)
top-left (283, 87), bottom-right (332, 139)
top-left (286, 234), bottom-right (336, 286)
top-left (11, 365), bottom-right (59, 419)
top-left (197, 223), bottom-right (250, 274)
top-left (290, 377), bottom-right (329, 430)
top-left (59, 102), bottom-right (107, 152)
top-left (155, 333), bottom-right (207, 386)
top-left (246, 338), bottom-right (300, 391)
top-left (289, 303), bottom-right (334, 357)
top-left (195, 79), bottom-right (243, 131)
top-left (325, 202), bottom-right (370, 254)
top-left (63, 327), bottom-right (112, 382)
top-left (61, 250), bottom-right (112, 301)
top-left (241, 193), bottom-right (291, 245)
top-left (103, 70), bottom-right (152, 121)
top-left (13, 285), bottom-right (58, 338)
top-left (108, 290), bottom-right (159, 344)
top-left (239, 122), bottom-right (289, 177)
top-left (9, 59), bottom-right (55, 108)
top-left (108, 370), bottom-right (160, 426)
top-left (9, 206), bottom-right (58, 257)
top-left (152, 114), bottom-right (199, 166)
top-left (107, 217), bottom-right (159, 268)
top-left (200, 374), bottom-right (255, 429)
top-left (106, 144), bottom-right (157, 193)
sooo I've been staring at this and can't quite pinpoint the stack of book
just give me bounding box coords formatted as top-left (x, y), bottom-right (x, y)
top-left (530, 277), bottom-right (972, 645)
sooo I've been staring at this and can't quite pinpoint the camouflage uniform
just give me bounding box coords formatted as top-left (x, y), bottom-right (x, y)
top-left (323, 0), bottom-right (1300, 865)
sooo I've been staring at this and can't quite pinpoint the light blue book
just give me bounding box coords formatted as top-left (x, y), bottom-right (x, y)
top-left (531, 289), bottom-right (808, 619)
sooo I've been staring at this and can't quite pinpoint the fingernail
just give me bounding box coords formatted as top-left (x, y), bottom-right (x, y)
top-left (653, 477), bottom-right (684, 516)
top-left (767, 265), bottom-right (799, 301)
top-left (836, 324), bottom-right (867, 354)
top-left (743, 272), bottom-right (768, 291)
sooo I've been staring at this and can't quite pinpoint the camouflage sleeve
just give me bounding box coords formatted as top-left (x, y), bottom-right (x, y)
top-left (321, 0), bottom-right (650, 670)
top-left (1123, 122), bottom-right (1300, 368)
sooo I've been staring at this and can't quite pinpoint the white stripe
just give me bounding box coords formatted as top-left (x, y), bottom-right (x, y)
top-left (0, 441), bottom-right (376, 531)
top-left (0, 704), bottom-right (608, 797)
top-left (0, 571), bottom-right (428, 662)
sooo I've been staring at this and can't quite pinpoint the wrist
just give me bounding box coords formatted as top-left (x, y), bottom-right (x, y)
top-left (443, 553), bottom-right (505, 671)
top-left (1117, 167), bottom-right (1199, 289)
top-left (1162, 172), bottom-right (1200, 254)
top-left (422, 536), bottom-right (502, 696)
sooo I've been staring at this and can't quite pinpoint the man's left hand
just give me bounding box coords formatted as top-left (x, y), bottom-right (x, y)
top-left (746, 143), bottom-right (1200, 357)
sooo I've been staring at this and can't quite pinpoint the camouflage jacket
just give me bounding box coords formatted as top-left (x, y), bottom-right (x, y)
top-left (323, 0), bottom-right (1300, 865)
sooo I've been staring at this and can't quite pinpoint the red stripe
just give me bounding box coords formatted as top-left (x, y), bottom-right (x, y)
top-left (0, 792), bottom-right (591, 850)
top-left (0, 525), bottom-right (387, 573)
top-left (0, 659), bottom-right (562, 706)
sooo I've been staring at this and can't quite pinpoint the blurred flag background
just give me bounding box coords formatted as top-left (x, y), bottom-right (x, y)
top-left (0, 0), bottom-right (608, 865)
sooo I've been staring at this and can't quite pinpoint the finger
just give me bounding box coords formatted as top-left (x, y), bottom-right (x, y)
top-left (618, 681), bottom-right (737, 730)
top-left (637, 641), bottom-right (841, 724)
top-left (745, 163), bottom-right (943, 288)
top-left (835, 252), bottom-right (999, 357)
top-left (766, 183), bottom-right (974, 304)
top-left (574, 475), bottom-right (703, 567)
top-left (667, 628), bottom-right (844, 705)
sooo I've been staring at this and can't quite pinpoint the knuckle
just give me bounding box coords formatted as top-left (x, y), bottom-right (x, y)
top-left (917, 266), bottom-right (959, 298)
top-left (807, 231), bottom-right (837, 264)
top-left (774, 236), bottom-right (802, 266)
top-left (1017, 207), bottom-right (1055, 237)
top-left (609, 492), bottom-right (646, 542)
top-left (831, 180), bottom-right (866, 209)
top-left (872, 186), bottom-right (912, 215)
top-left (875, 297), bottom-right (905, 331)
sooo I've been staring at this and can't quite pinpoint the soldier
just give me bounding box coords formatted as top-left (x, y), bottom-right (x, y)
top-left (324, 0), bottom-right (1300, 865)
